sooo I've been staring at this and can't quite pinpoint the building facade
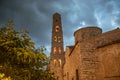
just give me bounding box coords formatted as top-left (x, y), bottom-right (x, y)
top-left (49, 13), bottom-right (120, 80)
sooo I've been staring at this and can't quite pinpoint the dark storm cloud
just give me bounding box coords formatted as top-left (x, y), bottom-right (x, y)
top-left (0, 0), bottom-right (53, 46)
top-left (94, 0), bottom-right (120, 31)
top-left (0, 0), bottom-right (120, 55)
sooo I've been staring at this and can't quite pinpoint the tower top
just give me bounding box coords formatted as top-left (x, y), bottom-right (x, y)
top-left (53, 12), bottom-right (61, 16)
top-left (53, 13), bottom-right (61, 26)
top-left (53, 13), bottom-right (61, 19)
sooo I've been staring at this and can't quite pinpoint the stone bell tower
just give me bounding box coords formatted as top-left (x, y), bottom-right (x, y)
top-left (49, 13), bottom-right (65, 80)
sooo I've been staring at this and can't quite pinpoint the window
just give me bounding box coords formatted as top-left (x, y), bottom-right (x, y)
top-left (55, 26), bottom-right (59, 32)
top-left (54, 59), bottom-right (56, 66)
top-left (56, 19), bottom-right (58, 22)
top-left (53, 47), bottom-right (56, 54)
top-left (58, 36), bottom-right (62, 42)
top-left (58, 59), bottom-right (62, 67)
top-left (72, 77), bottom-right (74, 80)
top-left (54, 36), bottom-right (62, 42)
top-left (59, 47), bottom-right (62, 54)
top-left (76, 69), bottom-right (79, 80)
top-left (54, 36), bottom-right (57, 42)
top-left (67, 72), bottom-right (69, 80)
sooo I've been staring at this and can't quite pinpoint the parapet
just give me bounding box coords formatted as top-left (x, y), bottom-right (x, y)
top-left (74, 26), bottom-right (102, 43)
top-left (53, 13), bottom-right (61, 21)
top-left (95, 28), bottom-right (120, 48)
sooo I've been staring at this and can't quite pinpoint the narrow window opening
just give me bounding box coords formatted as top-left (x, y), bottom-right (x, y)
top-left (76, 69), bottom-right (79, 80)
top-left (54, 59), bottom-right (56, 66)
top-left (54, 36), bottom-right (57, 42)
top-left (67, 72), bottom-right (69, 80)
top-left (56, 19), bottom-right (58, 22)
top-left (58, 59), bottom-right (62, 67)
top-left (72, 77), bottom-right (74, 80)
top-left (58, 36), bottom-right (62, 42)
top-left (59, 47), bottom-right (62, 54)
top-left (53, 47), bottom-right (57, 54)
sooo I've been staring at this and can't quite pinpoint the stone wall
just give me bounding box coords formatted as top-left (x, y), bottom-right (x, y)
top-left (63, 27), bottom-right (120, 80)
top-left (74, 26), bottom-right (102, 43)
top-left (95, 28), bottom-right (120, 48)
top-left (63, 43), bottom-right (82, 80)
top-left (96, 43), bottom-right (120, 80)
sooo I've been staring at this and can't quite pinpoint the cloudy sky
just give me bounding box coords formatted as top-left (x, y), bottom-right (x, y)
top-left (0, 0), bottom-right (120, 55)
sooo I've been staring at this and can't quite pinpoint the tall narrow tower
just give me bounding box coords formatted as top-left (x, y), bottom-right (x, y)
top-left (49, 13), bottom-right (64, 80)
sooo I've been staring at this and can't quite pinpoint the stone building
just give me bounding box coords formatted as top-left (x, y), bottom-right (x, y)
top-left (48, 13), bottom-right (120, 80)
top-left (48, 13), bottom-right (65, 80)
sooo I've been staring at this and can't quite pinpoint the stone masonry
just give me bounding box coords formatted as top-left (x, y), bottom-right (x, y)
top-left (63, 27), bottom-right (120, 80)
top-left (49, 13), bottom-right (120, 80)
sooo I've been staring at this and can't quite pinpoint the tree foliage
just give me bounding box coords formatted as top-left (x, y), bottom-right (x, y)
top-left (0, 20), bottom-right (55, 80)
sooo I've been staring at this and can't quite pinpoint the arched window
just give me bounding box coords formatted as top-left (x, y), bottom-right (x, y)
top-left (58, 59), bottom-right (62, 67)
top-left (58, 36), bottom-right (62, 42)
top-left (54, 36), bottom-right (57, 42)
top-left (59, 47), bottom-right (62, 54)
top-left (53, 47), bottom-right (57, 54)
top-left (54, 59), bottom-right (57, 66)
top-left (55, 26), bottom-right (59, 32)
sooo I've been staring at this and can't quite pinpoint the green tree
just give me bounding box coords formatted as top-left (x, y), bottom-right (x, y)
top-left (0, 20), bottom-right (56, 80)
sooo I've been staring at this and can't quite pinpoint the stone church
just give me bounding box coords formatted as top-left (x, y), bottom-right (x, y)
top-left (48, 13), bottom-right (120, 80)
